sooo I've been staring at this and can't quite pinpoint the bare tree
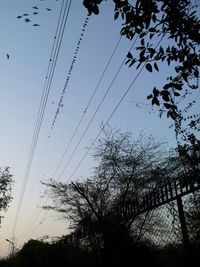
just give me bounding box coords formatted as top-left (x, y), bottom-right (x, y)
top-left (42, 129), bottom-right (176, 247)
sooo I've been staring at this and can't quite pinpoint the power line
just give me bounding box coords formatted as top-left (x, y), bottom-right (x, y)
top-left (51, 36), bottom-right (122, 179)
top-left (56, 36), bottom-right (138, 181)
top-left (21, 17), bottom-right (92, 242)
top-left (19, 0), bottom-right (69, 231)
top-left (21, 35), bottom-right (122, 242)
top-left (50, 16), bottom-right (90, 131)
top-left (67, 35), bottom-right (165, 182)
top-left (22, 36), bottom-right (139, 241)
top-left (21, 20), bottom-right (91, 241)
top-left (11, 0), bottom-right (72, 239)
top-left (21, 29), bottom-right (164, 245)
top-left (22, 32), bottom-right (164, 244)
top-left (28, 15), bottom-right (90, 189)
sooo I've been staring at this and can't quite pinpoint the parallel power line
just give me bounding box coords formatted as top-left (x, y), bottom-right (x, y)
top-left (50, 16), bottom-right (90, 132)
top-left (23, 32), bottom-right (164, 243)
top-left (66, 35), bottom-right (165, 182)
top-left (55, 36), bottom-right (139, 182)
top-left (22, 36), bottom-right (122, 242)
top-left (22, 36), bottom-right (139, 241)
top-left (21, 17), bottom-right (91, 242)
top-left (11, 0), bottom-right (72, 239)
top-left (21, 13), bottom-right (90, 210)
top-left (51, 36), bottom-right (122, 180)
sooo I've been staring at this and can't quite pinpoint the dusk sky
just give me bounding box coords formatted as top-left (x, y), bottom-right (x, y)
top-left (0, 0), bottom-right (198, 257)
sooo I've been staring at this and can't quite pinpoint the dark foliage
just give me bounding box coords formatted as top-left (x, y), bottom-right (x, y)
top-left (1, 236), bottom-right (200, 267)
top-left (0, 167), bottom-right (13, 226)
top-left (83, 0), bottom-right (200, 144)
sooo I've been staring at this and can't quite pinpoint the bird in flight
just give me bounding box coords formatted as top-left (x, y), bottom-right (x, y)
top-left (16, 15), bottom-right (22, 19)
top-left (23, 13), bottom-right (29, 16)
top-left (46, 8), bottom-right (52, 11)
top-left (32, 6), bottom-right (39, 9)
top-left (25, 18), bottom-right (31, 23)
top-left (33, 24), bottom-right (40, 26)
top-left (6, 54), bottom-right (10, 60)
top-left (33, 11), bottom-right (39, 15)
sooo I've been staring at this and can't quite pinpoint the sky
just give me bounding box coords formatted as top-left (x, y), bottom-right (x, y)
top-left (0, 0), bottom-right (198, 257)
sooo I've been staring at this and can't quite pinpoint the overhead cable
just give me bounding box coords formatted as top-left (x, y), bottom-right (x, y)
top-left (11, 0), bottom-right (72, 239)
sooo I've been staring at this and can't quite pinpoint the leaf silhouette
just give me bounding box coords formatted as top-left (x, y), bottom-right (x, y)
top-left (146, 63), bottom-right (152, 72)
top-left (154, 62), bottom-right (159, 72)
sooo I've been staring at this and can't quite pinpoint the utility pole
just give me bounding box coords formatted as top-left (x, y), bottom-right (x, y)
top-left (6, 238), bottom-right (15, 255)
top-left (176, 196), bottom-right (192, 266)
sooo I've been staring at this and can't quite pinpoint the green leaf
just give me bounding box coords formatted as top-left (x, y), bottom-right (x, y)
top-left (149, 33), bottom-right (154, 39)
top-left (114, 11), bottom-right (119, 20)
top-left (152, 14), bottom-right (156, 23)
top-left (140, 32), bottom-right (146, 38)
top-left (149, 27), bottom-right (156, 32)
top-left (94, 0), bottom-right (102, 4)
top-left (164, 103), bottom-right (172, 109)
top-left (182, 73), bottom-right (188, 82)
top-left (168, 110), bottom-right (178, 120)
top-left (174, 92), bottom-right (180, 96)
top-left (125, 59), bottom-right (131, 65)
top-left (173, 83), bottom-right (183, 90)
top-left (194, 68), bottom-right (199, 78)
top-left (127, 52), bottom-right (133, 59)
top-left (161, 90), bottom-right (170, 101)
top-left (129, 59), bottom-right (136, 67)
top-left (152, 97), bottom-right (160, 106)
top-left (92, 4), bottom-right (99, 15)
top-left (136, 62), bottom-right (142, 69)
top-left (154, 62), bottom-right (159, 72)
top-left (153, 87), bottom-right (159, 97)
top-left (147, 94), bottom-right (153, 100)
top-left (146, 63), bottom-right (152, 72)
top-left (163, 84), bottom-right (170, 90)
top-left (140, 49), bottom-right (145, 59)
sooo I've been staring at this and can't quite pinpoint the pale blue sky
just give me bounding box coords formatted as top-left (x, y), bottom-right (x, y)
top-left (0, 0), bottom-right (198, 257)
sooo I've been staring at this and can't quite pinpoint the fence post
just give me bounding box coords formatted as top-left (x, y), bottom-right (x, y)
top-left (176, 196), bottom-right (191, 264)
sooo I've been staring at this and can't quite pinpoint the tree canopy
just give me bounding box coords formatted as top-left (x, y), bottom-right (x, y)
top-left (83, 0), bottom-right (200, 144)
top-left (0, 167), bottom-right (13, 226)
top-left (42, 129), bottom-right (179, 249)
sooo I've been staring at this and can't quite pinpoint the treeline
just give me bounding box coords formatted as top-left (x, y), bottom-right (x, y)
top-left (0, 235), bottom-right (199, 267)
top-left (1, 130), bottom-right (200, 267)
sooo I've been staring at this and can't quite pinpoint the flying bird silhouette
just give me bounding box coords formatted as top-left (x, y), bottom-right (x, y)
top-left (23, 13), bottom-right (29, 16)
top-left (25, 18), bottom-right (31, 22)
top-left (33, 12), bottom-right (38, 15)
top-left (6, 54), bottom-right (10, 59)
top-left (46, 8), bottom-right (51, 11)
top-left (33, 24), bottom-right (40, 26)
top-left (32, 6), bottom-right (39, 9)
top-left (16, 16), bottom-right (22, 19)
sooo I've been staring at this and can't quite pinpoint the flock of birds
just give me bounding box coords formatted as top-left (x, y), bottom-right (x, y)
top-left (2, 4), bottom-right (55, 60)
top-left (17, 6), bottom-right (52, 26)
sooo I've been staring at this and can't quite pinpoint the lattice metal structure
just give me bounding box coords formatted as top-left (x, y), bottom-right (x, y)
top-left (115, 174), bottom-right (200, 264)
top-left (45, 175), bottom-right (200, 267)
top-left (117, 176), bottom-right (200, 220)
